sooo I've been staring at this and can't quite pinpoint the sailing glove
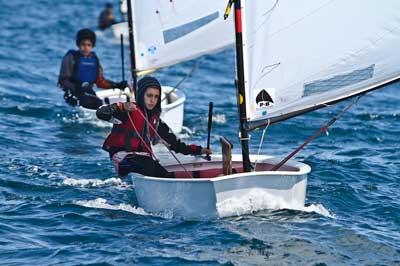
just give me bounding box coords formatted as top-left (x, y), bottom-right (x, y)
top-left (63, 90), bottom-right (78, 107)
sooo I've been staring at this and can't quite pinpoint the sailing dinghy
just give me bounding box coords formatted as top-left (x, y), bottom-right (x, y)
top-left (132, 0), bottom-right (400, 219)
top-left (109, 0), bottom-right (128, 38)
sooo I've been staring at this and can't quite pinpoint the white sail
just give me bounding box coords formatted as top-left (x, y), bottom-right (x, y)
top-left (130, 0), bottom-right (234, 71)
top-left (241, 0), bottom-right (400, 127)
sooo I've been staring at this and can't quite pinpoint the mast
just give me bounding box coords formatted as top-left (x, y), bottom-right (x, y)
top-left (233, 0), bottom-right (251, 172)
top-left (127, 0), bottom-right (137, 96)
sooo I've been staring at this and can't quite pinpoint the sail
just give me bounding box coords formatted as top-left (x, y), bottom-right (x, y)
top-left (130, 0), bottom-right (234, 72)
top-left (241, 0), bottom-right (400, 129)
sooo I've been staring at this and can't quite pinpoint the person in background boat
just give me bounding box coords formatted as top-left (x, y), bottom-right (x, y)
top-left (58, 28), bottom-right (127, 110)
top-left (97, 76), bottom-right (212, 178)
top-left (98, 3), bottom-right (117, 30)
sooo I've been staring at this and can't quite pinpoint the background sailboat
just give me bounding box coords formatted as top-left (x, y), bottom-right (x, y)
top-left (133, 0), bottom-right (400, 219)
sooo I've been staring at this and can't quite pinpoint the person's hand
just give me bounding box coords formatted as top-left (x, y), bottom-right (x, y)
top-left (116, 80), bottom-right (128, 90)
top-left (63, 90), bottom-right (78, 107)
top-left (201, 148), bottom-right (212, 155)
top-left (123, 102), bottom-right (137, 112)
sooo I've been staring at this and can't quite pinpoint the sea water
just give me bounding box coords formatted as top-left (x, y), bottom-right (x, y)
top-left (0, 0), bottom-right (399, 265)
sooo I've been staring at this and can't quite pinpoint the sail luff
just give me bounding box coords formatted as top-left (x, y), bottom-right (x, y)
top-left (234, 0), bottom-right (251, 172)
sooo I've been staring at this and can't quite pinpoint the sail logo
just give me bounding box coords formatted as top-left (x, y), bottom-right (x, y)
top-left (255, 89), bottom-right (274, 116)
top-left (147, 46), bottom-right (157, 55)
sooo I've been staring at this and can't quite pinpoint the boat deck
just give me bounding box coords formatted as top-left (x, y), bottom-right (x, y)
top-left (166, 161), bottom-right (299, 179)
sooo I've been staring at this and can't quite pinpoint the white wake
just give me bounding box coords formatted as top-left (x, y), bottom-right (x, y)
top-left (216, 189), bottom-right (334, 219)
top-left (74, 198), bottom-right (148, 216)
top-left (63, 177), bottom-right (132, 190)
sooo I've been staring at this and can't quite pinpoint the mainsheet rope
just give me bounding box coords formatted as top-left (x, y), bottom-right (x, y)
top-left (126, 108), bottom-right (192, 178)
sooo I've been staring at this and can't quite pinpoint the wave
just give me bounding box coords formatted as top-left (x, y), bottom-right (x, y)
top-left (212, 114), bottom-right (226, 124)
top-left (60, 109), bottom-right (112, 128)
top-left (62, 177), bottom-right (131, 190)
top-left (299, 203), bottom-right (335, 218)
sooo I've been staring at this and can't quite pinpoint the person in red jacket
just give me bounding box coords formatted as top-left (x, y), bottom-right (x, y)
top-left (96, 76), bottom-right (211, 177)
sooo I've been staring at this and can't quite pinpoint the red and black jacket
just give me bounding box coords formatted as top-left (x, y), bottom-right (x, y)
top-left (97, 103), bottom-right (202, 158)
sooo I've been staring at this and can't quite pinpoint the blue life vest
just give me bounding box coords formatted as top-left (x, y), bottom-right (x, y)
top-left (68, 50), bottom-right (99, 84)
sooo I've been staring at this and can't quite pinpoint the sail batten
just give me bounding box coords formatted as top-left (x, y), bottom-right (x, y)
top-left (131, 0), bottom-right (234, 72)
top-left (242, 0), bottom-right (400, 128)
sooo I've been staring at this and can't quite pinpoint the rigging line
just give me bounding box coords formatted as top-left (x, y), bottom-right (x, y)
top-left (267, 0), bottom-right (335, 39)
top-left (271, 95), bottom-right (362, 171)
top-left (253, 119), bottom-right (270, 171)
top-left (126, 111), bottom-right (160, 162)
top-left (161, 60), bottom-right (200, 102)
top-left (134, 108), bottom-right (193, 178)
top-left (261, 62), bottom-right (281, 74)
top-left (248, 0), bottom-right (334, 48)
top-left (251, 62), bottom-right (281, 91)
top-left (262, 0), bottom-right (279, 17)
top-left (252, 0), bottom-right (279, 33)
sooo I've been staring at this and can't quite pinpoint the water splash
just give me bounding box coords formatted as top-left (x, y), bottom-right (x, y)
top-left (299, 203), bottom-right (335, 218)
top-left (216, 188), bottom-right (334, 219)
top-left (62, 177), bottom-right (130, 189)
top-left (213, 114), bottom-right (226, 124)
top-left (59, 109), bottom-right (112, 128)
top-left (74, 198), bottom-right (149, 216)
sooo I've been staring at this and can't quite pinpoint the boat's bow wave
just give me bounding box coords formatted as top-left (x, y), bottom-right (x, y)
top-left (216, 188), bottom-right (334, 219)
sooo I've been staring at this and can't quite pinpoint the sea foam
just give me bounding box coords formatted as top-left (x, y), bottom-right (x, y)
top-left (216, 188), bottom-right (334, 219)
top-left (74, 198), bottom-right (148, 216)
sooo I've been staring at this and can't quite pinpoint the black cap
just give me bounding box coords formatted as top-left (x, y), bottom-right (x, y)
top-left (105, 3), bottom-right (113, 8)
top-left (76, 28), bottom-right (96, 47)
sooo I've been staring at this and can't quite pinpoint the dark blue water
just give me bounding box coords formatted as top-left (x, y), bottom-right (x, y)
top-left (1, 0), bottom-right (399, 265)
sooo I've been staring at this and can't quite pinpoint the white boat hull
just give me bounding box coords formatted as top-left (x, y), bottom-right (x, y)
top-left (110, 22), bottom-right (128, 40)
top-left (83, 86), bottom-right (185, 133)
top-left (133, 154), bottom-right (310, 219)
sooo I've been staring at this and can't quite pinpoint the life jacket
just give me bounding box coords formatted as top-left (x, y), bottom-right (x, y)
top-left (67, 50), bottom-right (99, 85)
top-left (102, 107), bottom-right (160, 154)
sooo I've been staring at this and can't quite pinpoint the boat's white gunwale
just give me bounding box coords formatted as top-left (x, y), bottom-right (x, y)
top-left (135, 154), bottom-right (311, 183)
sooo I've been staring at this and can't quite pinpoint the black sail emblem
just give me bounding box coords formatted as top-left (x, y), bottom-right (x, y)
top-left (256, 89), bottom-right (274, 107)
